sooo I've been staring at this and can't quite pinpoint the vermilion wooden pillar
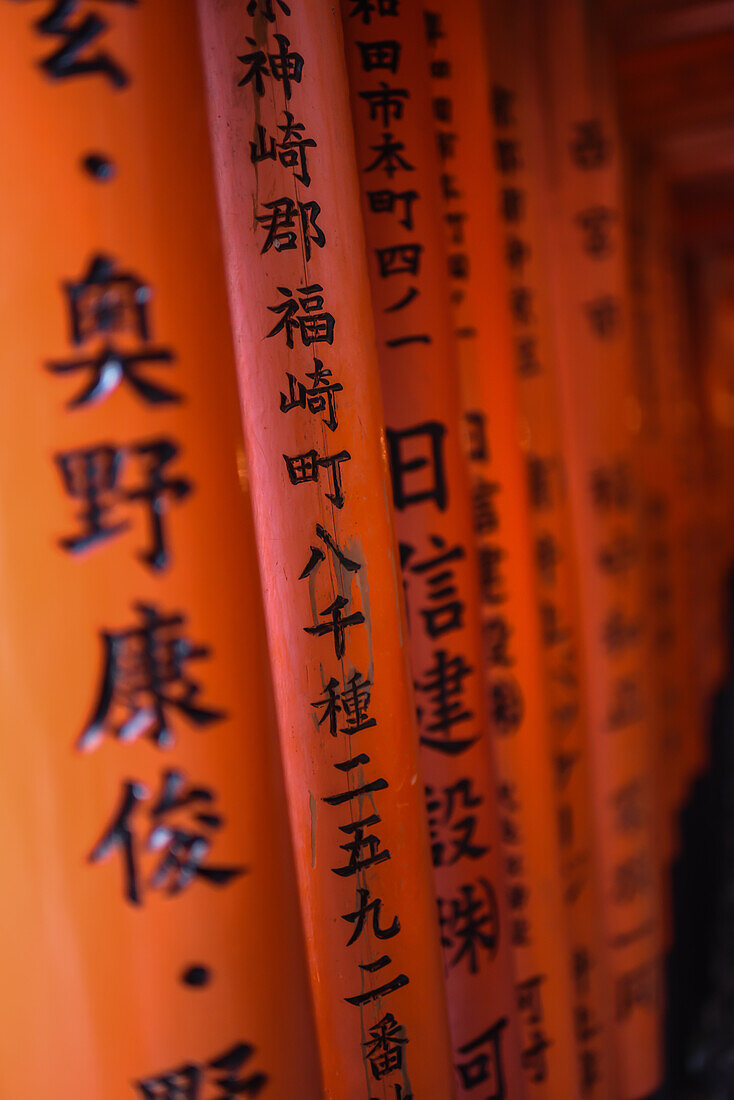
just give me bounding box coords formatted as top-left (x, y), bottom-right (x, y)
top-left (0, 3), bottom-right (321, 1097)
top-left (627, 161), bottom-right (702, 875)
top-left (196, 2), bottom-right (458, 1097)
top-left (340, 1), bottom-right (525, 1097)
top-left (503, 0), bottom-right (665, 1094)
top-left (465, 3), bottom-right (616, 1096)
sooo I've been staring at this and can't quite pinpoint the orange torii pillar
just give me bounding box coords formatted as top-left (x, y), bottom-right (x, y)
top-left (447, 1), bottom-right (617, 1095)
top-left (501, 0), bottom-right (665, 1094)
top-left (340, 0), bottom-right (526, 1096)
top-left (626, 160), bottom-right (703, 875)
top-left (0, 3), bottom-right (322, 1097)
top-left (197, 1), bottom-right (458, 1097)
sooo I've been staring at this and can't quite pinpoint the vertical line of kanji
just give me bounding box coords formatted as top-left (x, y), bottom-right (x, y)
top-left (508, 0), bottom-right (666, 1093)
top-left (196, 1), bottom-right (458, 1097)
top-left (339, 1), bottom-right (528, 1097)
top-left (0, 2), bottom-right (323, 1096)
top-left (479, 1), bottom-right (618, 1095)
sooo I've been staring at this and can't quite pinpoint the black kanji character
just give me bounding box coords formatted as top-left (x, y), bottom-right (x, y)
top-left (367, 188), bottom-right (418, 230)
top-left (345, 965), bottom-right (409, 1006)
top-left (257, 197), bottom-right (325, 260)
top-left (439, 878), bottom-right (499, 974)
top-left (456, 1017), bottom-right (509, 1098)
top-left (246, 0), bottom-right (290, 21)
top-left (375, 243), bottom-right (423, 277)
top-left (517, 974), bottom-right (545, 1023)
top-left (440, 172), bottom-right (461, 201)
top-left (484, 616), bottom-right (512, 667)
top-left (312, 670), bottom-right (376, 736)
top-left (535, 533), bottom-right (559, 586)
top-left (430, 58), bottom-right (450, 78)
top-left (136, 1042), bottom-right (267, 1099)
top-left (472, 479), bottom-right (499, 534)
top-left (432, 95), bottom-right (452, 122)
top-left (251, 110), bottom-right (316, 187)
top-left (505, 235), bottom-right (530, 271)
top-left (590, 461), bottom-right (631, 511)
top-left (89, 768), bottom-right (243, 905)
top-left (492, 85), bottom-right (515, 127)
top-left (365, 129), bottom-right (414, 177)
top-left (333, 815), bottom-right (391, 877)
top-left (464, 410), bottom-right (488, 461)
top-left (343, 886), bottom-right (400, 946)
top-left (510, 285), bottom-right (533, 325)
top-left (575, 205), bottom-right (616, 258)
top-left (14, 0), bottom-right (134, 87)
top-left (614, 961), bottom-right (659, 1022)
top-left (364, 1013), bottom-right (407, 1080)
top-left (612, 852), bottom-right (652, 904)
top-left (448, 252), bottom-right (469, 280)
top-left (55, 444), bottom-right (128, 552)
top-left (356, 39), bottom-right (401, 73)
top-left (299, 523), bottom-right (360, 581)
top-left (268, 283), bottom-right (334, 348)
top-left (280, 361), bottom-right (342, 433)
top-left (423, 9), bottom-right (444, 42)
top-left (500, 187), bottom-right (524, 223)
top-left (135, 1061), bottom-right (201, 1099)
top-left (48, 253), bottom-right (178, 407)
top-left (349, 0), bottom-right (399, 21)
top-left (359, 82), bottom-right (409, 127)
top-left (527, 454), bottom-right (554, 510)
top-left (495, 138), bottom-right (521, 173)
top-left (207, 1043), bottom-right (268, 1099)
top-left (597, 531), bottom-right (637, 576)
top-left (416, 648), bottom-right (477, 754)
top-left (516, 336), bottom-right (540, 376)
top-left (539, 601), bottom-right (570, 648)
top-left (387, 421), bottom-right (447, 510)
top-left (304, 595), bottom-right (365, 659)
top-left (607, 676), bottom-right (643, 731)
top-left (56, 437), bottom-right (191, 570)
top-left (384, 286), bottom-right (420, 313)
top-left (520, 1031), bottom-right (551, 1084)
top-left (237, 32), bottom-right (303, 99)
top-left (323, 755), bottom-right (388, 807)
top-left (78, 602), bottom-right (224, 751)
top-left (445, 210), bottom-right (466, 246)
top-left (478, 545), bottom-right (506, 605)
top-left (401, 534), bottom-right (466, 638)
top-left (426, 778), bottom-right (488, 868)
top-left (283, 448), bottom-right (350, 508)
top-left (570, 119), bottom-right (610, 169)
top-left (489, 676), bottom-right (524, 734)
top-left (585, 295), bottom-right (619, 338)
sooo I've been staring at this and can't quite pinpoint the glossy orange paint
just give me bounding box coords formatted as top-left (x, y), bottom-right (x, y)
top-left (0, 3), bottom-right (322, 1097)
top-left (197, 2), bottom-right (457, 1097)
top-left (509, 0), bottom-right (665, 1094)
top-left (340, 1), bottom-right (526, 1096)
top-left (414, 0), bottom-right (585, 1095)
top-left (477, 3), bottom-right (616, 1095)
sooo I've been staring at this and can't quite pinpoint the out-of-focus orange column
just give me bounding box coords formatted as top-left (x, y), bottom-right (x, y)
top-left (196, 2), bottom-right (458, 1097)
top-left (465, 4), bottom-right (615, 1096)
top-left (500, 1), bottom-right (665, 1095)
top-left (626, 162), bottom-right (702, 871)
top-left (692, 253), bottom-right (734, 717)
top-left (339, 2), bottom-right (525, 1097)
top-left (0, 3), bottom-right (322, 1097)
top-left (368, 0), bottom-right (583, 1095)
